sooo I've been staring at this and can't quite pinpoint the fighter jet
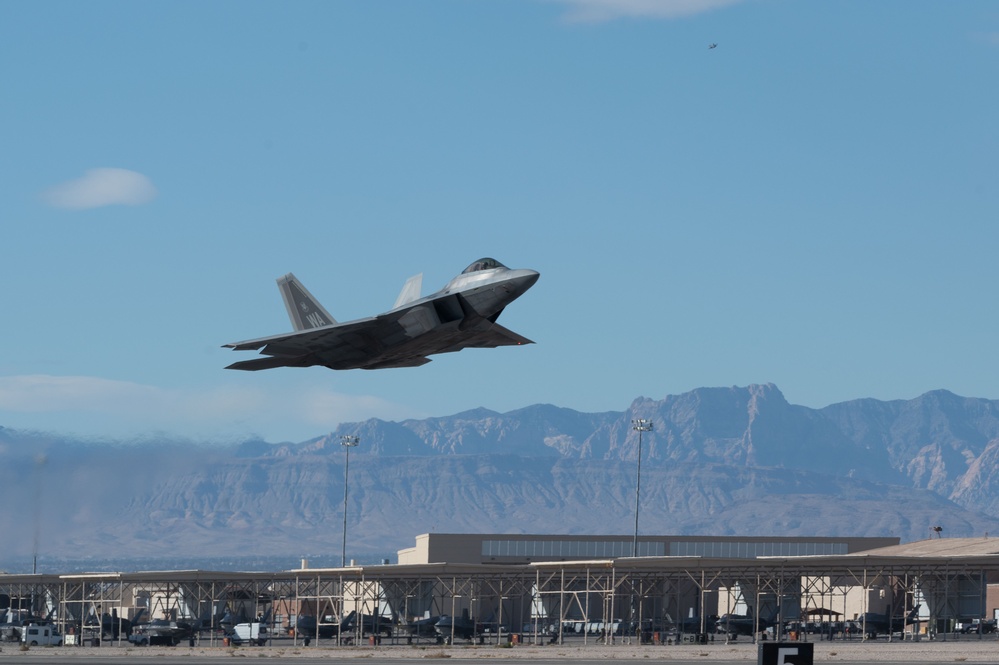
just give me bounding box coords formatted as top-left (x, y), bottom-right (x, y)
top-left (708, 43), bottom-right (717, 49)
top-left (854, 604), bottom-right (921, 639)
top-left (224, 258), bottom-right (540, 371)
top-left (86, 609), bottom-right (138, 640)
top-left (716, 613), bottom-right (772, 637)
top-left (434, 614), bottom-right (480, 642)
top-left (128, 618), bottom-right (194, 647)
top-left (295, 611), bottom-right (354, 640)
top-left (407, 614), bottom-right (441, 637)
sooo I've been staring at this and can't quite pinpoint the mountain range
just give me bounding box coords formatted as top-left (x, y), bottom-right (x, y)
top-left (5, 383), bottom-right (999, 572)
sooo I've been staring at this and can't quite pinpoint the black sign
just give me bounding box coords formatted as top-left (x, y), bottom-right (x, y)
top-left (757, 642), bottom-right (814, 665)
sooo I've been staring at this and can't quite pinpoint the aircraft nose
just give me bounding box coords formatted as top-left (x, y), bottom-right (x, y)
top-left (510, 269), bottom-right (540, 294)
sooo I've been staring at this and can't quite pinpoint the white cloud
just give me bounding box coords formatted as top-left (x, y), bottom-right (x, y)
top-left (0, 375), bottom-right (155, 412)
top-left (550, 0), bottom-right (746, 23)
top-left (42, 168), bottom-right (158, 210)
top-left (0, 375), bottom-right (425, 442)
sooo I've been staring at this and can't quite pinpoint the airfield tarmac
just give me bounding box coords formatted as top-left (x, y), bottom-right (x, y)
top-left (2, 639), bottom-right (999, 663)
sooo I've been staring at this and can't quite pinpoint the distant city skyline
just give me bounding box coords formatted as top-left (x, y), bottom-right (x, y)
top-left (3, 1), bottom-right (997, 442)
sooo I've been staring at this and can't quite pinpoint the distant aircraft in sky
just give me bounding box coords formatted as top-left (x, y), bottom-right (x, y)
top-left (708, 43), bottom-right (717, 49)
top-left (224, 258), bottom-right (540, 371)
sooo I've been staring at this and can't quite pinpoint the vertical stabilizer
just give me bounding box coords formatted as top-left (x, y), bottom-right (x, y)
top-left (277, 273), bottom-right (337, 331)
top-left (393, 273), bottom-right (423, 309)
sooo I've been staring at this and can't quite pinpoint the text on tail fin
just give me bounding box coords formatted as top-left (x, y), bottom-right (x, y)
top-left (277, 273), bottom-right (337, 331)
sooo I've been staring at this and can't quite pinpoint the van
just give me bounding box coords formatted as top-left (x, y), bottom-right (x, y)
top-left (231, 622), bottom-right (268, 646)
top-left (22, 623), bottom-right (62, 646)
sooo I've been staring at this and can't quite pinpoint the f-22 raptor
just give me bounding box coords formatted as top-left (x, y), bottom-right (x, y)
top-left (224, 258), bottom-right (540, 371)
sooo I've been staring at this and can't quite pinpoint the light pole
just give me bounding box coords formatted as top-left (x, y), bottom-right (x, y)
top-left (340, 434), bottom-right (360, 568)
top-left (32, 454), bottom-right (47, 575)
top-left (631, 419), bottom-right (652, 558)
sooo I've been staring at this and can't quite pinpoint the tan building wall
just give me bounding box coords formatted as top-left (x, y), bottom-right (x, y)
top-left (985, 575), bottom-right (999, 622)
top-left (398, 533), bottom-right (487, 565)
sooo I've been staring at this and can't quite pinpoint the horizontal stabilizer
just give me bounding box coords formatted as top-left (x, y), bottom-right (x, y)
top-left (361, 356), bottom-right (433, 370)
top-left (277, 273), bottom-right (337, 331)
top-left (222, 339), bottom-right (267, 351)
top-left (225, 355), bottom-right (312, 371)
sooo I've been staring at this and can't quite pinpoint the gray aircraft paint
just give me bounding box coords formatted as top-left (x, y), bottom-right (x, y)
top-left (225, 258), bottom-right (539, 372)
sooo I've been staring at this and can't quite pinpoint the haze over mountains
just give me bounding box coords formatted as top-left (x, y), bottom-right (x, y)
top-left (5, 384), bottom-right (999, 572)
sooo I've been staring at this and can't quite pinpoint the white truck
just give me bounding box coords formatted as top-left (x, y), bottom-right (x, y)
top-left (21, 623), bottom-right (62, 646)
top-left (230, 621), bottom-right (268, 646)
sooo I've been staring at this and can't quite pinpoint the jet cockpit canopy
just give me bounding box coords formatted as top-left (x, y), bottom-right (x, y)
top-left (461, 258), bottom-right (507, 274)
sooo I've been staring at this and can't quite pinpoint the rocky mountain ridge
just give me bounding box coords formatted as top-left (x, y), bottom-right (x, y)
top-left (4, 384), bottom-right (999, 571)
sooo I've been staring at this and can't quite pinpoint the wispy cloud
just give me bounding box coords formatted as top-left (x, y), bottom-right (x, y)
top-left (0, 375), bottom-right (425, 442)
top-left (550, 0), bottom-right (746, 23)
top-left (42, 168), bottom-right (158, 210)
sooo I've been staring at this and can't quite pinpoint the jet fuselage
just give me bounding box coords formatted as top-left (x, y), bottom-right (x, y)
top-left (224, 258), bottom-right (539, 372)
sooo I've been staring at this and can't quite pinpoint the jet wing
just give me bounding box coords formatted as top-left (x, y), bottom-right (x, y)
top-left (440, 322), bottom-right (534, 351)
top-left (362, 357), bottom-right (433, 370)
top-left (223, 316), bottom-right (384, 370)
top-left (224, 307), bottom-right (534, 371)
top-left (357, 324), bottom-right (533, 370)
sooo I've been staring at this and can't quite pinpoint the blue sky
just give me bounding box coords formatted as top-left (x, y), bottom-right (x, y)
top-left (2, 0), bottom-right (998, 443)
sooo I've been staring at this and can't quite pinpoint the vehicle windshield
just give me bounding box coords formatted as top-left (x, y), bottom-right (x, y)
top-left (461, 258), bottom-right (507, 274)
